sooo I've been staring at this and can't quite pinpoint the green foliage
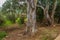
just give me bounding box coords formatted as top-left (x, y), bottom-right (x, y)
top-left (36, 7), bottom-right (44, 23)
top-left (4, 20), bottom-right (12, 26)
top-left (6, 14), bottom-right (16, 23)
top-left (0, 31), bottom-right (7, 40)
top-left (0, 15), bottom-right (5, 26)
top-left (2, 0), bottom-right (26, 14)
top-left (0, 14), bottom-right (13, 26)
top-left (0, 0), bottom-right (60, 26)
top-left (0, 19), bottom-right (5, 26)
top-left (16, 17), bottom-right (24, 24)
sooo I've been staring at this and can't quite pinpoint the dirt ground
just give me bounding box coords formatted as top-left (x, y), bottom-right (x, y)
top-left (0, 24), bottom-right (60, 40)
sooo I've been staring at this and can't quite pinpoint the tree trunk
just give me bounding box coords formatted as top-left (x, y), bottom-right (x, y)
top-left (26, 0), bottom-right (37, 35)
top-left (43, 2), bottom-right (51, 26)
top-left (51, 0), bottom-right (57, 26)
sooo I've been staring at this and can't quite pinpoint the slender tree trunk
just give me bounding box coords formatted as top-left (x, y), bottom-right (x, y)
top-left (43, 2), bottom-right (51, 26)
top-left (51, 0), bottom-right (57, 26)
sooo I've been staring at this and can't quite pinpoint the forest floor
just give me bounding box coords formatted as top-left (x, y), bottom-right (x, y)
top-left (0, 23), bottom-right (60, 40)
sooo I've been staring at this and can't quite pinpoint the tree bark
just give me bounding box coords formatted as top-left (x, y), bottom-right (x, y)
top-left (43, 1), bottom-right (52, 26)
top-left (51, 0), bottom-right (57, 26)
top-left (26, 0), bottom-right (37, 35)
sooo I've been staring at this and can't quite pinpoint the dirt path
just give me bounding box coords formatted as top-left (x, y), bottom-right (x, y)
top-left (2, 24), bottom-right (36, 40)
top-left (3, 27), bottom-right (36, 40)
top-left (2, 24), bottom-right (60, 40)
top-left (55, 34), bottom-right (60, 40)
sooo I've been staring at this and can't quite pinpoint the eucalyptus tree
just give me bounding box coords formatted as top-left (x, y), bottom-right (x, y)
top-left (37, 0), bottom-right (57, 26)
top-left (25, 0), bottom-right (38, 35)
top-left (50, 0), bottom-right (57, 26)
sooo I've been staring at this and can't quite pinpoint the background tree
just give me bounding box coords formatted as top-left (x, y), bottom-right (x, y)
top-left (37, 0), bottom-right (57, 26)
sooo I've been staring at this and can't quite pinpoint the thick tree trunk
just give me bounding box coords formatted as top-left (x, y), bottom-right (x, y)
top-left (26, 0), bottom-right (37, 35)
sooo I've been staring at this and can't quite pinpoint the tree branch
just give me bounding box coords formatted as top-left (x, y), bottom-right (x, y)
top-left (37, 5), bottom-right (44, 10)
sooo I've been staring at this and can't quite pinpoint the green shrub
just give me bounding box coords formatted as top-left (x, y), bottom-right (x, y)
top-left (36, 7), bottom-right (44, 23)
top-left (0, 31), bottom-right (7, 40)
top-left (6, 14), bottom-right (16, 23)
top-left (16, 17), bottom-right (24, 24)
top-left (0, 19), bottom-right (5, 26)
top-left (4, 20), bottom-right (12, 26)
top-left (0, 15), bottom-right (5, 26)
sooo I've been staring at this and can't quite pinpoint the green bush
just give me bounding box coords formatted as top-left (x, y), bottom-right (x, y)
top-left (6, 14), bottom-right (16, 23)
top-left (0, 15), bottom-right (5, 26)
top-left (0, 19), bottom-right (5, 26)
top-left (4, 20), bottom-right (13, 26)
top-left (36, 7), bottom-right (44, 23)
top-left (16, 17), bottom-right (24, 24)
top-left (0, 31), bottom-right (7, 40)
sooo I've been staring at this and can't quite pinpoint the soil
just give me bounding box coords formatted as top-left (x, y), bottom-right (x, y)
top-left (0, 24), bottom-right (60, 40)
